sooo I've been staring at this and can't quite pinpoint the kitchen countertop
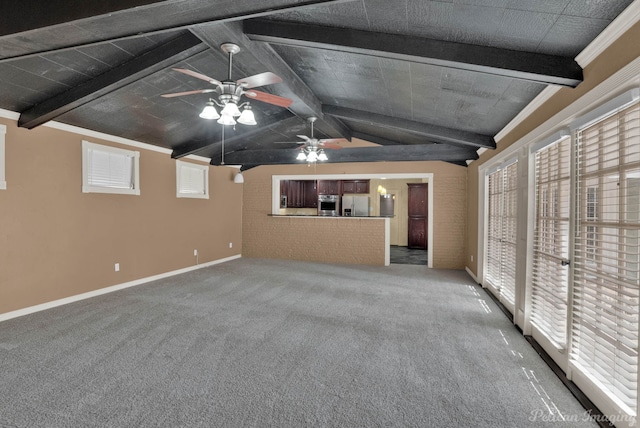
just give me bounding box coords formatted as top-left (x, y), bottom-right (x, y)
top-left (268, 214), bottom-right (393, 218)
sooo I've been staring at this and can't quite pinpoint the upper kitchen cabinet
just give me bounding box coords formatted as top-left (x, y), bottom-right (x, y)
top-left (317, 180), bottom-right (340, 195)
top-left (342, 180), bottom-right (369, 194)
top-left (280, 180), bottom-right (317, 208)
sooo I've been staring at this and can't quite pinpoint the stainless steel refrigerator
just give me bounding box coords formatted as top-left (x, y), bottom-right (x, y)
top-left (342, 195), bottom-right (369, 216)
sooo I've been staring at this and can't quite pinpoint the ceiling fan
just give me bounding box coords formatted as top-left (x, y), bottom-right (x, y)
top-left (161, 43), bottom-right (293, 125)
top-left (274, 116), bottom-right (348, 162)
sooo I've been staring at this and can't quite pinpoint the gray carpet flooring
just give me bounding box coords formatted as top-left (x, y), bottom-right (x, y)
top-left (0, 258), bottom-right (595, 427)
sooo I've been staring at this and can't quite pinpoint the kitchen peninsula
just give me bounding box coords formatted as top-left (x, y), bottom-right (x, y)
top-left (265, 214), bottom-right (390, 266)
top-left (268, 178), bottom-right (389, 265)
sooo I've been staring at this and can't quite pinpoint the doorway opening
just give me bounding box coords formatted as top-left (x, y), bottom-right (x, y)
top-left (390, 246), bottom-right (428, 265)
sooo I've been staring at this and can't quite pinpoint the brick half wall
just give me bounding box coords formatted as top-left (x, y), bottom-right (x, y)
top-left (245, 216), bottom-right (388, 266)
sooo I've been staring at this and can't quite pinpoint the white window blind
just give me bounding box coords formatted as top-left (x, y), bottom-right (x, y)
top-left (82, 141), bottom-right (140, 195)
top-left (485, 161), bottom-right (518, 308)
top-left (531, 137), bottom-right (571, 349)
top-left (486, 170), bottom-right (504, 291)
top-left (572, 102), bottom-right (640, 415)
top-left (176, 161), bottom-right (209, 199)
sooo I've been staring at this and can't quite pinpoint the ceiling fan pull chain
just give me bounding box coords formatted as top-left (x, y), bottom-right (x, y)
top-left (221, 125), bottom-right (225, 165)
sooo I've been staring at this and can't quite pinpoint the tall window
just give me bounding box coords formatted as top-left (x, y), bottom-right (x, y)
top-left (82, 141), bottom-right (140, 195)
top-left (531, 137), bottom-right (571, 349)
top-left (572, 102), bottom-right (640, 415)
top-left (485, 161), bottom-right (518, 309)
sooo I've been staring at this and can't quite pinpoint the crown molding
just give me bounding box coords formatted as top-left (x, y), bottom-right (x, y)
top-left (493, 86), bottom-right (563, 144)
top-left (0, 108), bottom-right (210, 163)
top-left (575, 0), bottom-right (640, 67)
top-left (494, 0), bottom-right (640, 146)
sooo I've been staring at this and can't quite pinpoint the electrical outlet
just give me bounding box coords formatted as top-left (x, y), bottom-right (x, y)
top-left (115, 263), bottom-right (120, 272)
top-left (470, 255), bottom-right (474, 262)
top-left (229, 242), bottom-right (233, 248)
top-left (194, 249), bottom-right (198, 256)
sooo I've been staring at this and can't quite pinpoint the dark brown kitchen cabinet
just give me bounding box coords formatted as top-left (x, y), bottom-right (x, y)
top-left (280, 180), bottom-right (317, 208)
top-left (341, 180), bottom-right (369, 194)
top-left (288, 180), bottom-right (304, 207)
top-left (407, 183), bottom-right (428, 249)
top-left (303, 180), bottom-right (318, 208)
top-left (317, 180), bottom-right (340, 195)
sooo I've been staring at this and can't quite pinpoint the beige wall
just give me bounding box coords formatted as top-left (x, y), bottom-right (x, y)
top-left (242, 161), bottom-right (467, 269)
top-left (466, 20), bottom-right (640, 277)
top-left (0, 118), bottom-right (242, 315)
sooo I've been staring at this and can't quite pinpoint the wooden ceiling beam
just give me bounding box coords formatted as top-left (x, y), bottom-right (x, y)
top-left (0, 0), bottom-right (167, 36)
top-left (18, 32), bottom-right (207, 129)
top-left (323, 105), bottom-right (495, 149)
top-left (245, 19), bottom-right (583, 87)
top-left (215, 144), bottom-right (479, 166)
top-left (0, 0), bottom-right (357, 63)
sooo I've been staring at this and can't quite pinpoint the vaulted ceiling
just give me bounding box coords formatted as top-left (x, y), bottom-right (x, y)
top-left (0, 0), bottom-right (634, 169)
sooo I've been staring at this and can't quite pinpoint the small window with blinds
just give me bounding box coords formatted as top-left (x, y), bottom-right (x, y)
top-left (531, 136), bottom-right (571, 349)
top-left (176, 161), bottom-right (209, 199)
top-left (572, 101), bottom-right (640, 416)
top-left (82, 141), bottom-right (140, 195)
top-left (484, 161), bottom-right (518, 309)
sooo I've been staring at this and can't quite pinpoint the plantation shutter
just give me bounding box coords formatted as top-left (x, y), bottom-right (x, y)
top-left (501, 162), bottom-right (518, 306)
top-left (486, 170), bottom-right (504, 292)
top-left (531, 137), bottom-right (571, 348)
top-left (485, 161), bottom-right (518, 309)
top-left (572, 102), bottom-right (640, 415)
top-left (87, 147), bottom-right (135, 189)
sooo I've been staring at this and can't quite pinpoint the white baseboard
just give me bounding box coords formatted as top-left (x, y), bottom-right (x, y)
top-left (0, 254), bottom-right (242, 323)
top-left (465, 266), bottom-right (479, 284)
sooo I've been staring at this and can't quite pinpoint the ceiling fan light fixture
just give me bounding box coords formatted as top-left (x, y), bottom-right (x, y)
top-left (199, 101), bottom-right (220, 120)
top-left (217, 114), bottom-right (236, 125)
top-left (237, 105), bottom-right (257, 125)
top-left (318, 150), bottom-right (328, 161)
top-left (221, 102), bottom-right (241, 117)
top-left (307, 150), bottom-right (319, 162)
top-left (296, 151), bottom-right (307, 161)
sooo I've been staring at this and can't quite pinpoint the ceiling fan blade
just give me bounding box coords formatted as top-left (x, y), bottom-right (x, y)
top-left (272, 141), bottom-right (304, 144)
top-left (237, 72), bottom-right (282, 89)
top-left (320, 143), bottom-right (344, 150)
top-left (160, 89), bottom-right (216, 98)
top-left (172, 68), bottom-right (222, 86)
top-left (319, 138), bottom-right (349, 145)
top-left (296, 135), bottom-right (312, 142)
top-left (244, 90), bottom-right (293, 108)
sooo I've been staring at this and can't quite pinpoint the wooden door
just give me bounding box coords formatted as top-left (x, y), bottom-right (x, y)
top-left (407, 183), bottom-right (428, 249)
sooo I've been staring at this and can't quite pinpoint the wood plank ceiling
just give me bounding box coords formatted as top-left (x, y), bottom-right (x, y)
top-left (0, 0), bottom-right (634, 169)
